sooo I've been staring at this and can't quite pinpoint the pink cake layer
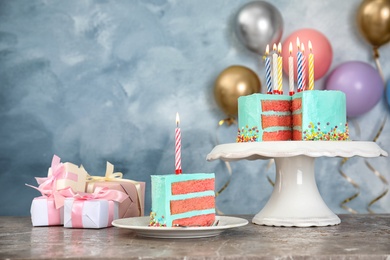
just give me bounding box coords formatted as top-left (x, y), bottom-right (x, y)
top-left (263, 130), bottom-right (292, 141)
top-left (291, 98), bottom-right (302, 110)
top-left (170, 196), bottom-right (215, 215)
top-left (172, 214), bottom-right (215, 227)
top-left (171, 179), bottom-right (214, 195)
top-left (292, 113), bottom-right (302, 126)
top-left (261, 115), bottom-right (292, 128)
top-left (292, 130), bottom-right (302, 140)
top-left (262, 100), bottom-right (291, 112)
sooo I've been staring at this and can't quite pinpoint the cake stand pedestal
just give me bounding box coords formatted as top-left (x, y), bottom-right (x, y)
top-left (206, 142), bottom-right (387, 227)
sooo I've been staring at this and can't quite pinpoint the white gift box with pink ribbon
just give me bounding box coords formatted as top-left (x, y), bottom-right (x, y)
top-left (30, 197), bottom-right (64, 226)
top-left (63, 187), bottom-right (128, 229)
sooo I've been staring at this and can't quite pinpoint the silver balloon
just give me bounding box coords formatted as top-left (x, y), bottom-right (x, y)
top-left (235, 1), bottom-right (283, 54)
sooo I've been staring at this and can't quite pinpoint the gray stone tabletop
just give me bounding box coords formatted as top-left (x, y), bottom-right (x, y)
top-left (1, 214), bottom-right (389, 259)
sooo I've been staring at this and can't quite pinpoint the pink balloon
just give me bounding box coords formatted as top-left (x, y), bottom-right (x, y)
top-left (282, 28), bottom-right (333, 82)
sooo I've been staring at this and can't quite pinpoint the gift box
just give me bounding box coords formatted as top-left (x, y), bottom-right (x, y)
top-left (63, 187), bottom-right (128, 229)
top-left (86, 162), bottom-right (145, 218)
top-left (30, 196), bottom-right (64, 226)
top-left (36, 155), bottom-right (88, 193)
top-left (64, 198), bottom-right (118, 228)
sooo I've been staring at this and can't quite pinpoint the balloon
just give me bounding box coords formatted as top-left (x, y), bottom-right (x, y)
top-left (214, 65), bottom-right (261, 116)
top-left (357, 0), bottom-right (390, 49)
top-left (325, 61), bottom-right (384, 117)
top-left (282, 29), bottom-right (333, 82)
top-left (235, 1), bottom-right (283, 54)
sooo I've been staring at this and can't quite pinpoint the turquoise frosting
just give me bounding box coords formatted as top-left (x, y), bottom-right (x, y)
top-left (237, 91), bottom-right (349, 141)
top-left (292, 90), bottom-right (348, 140)
top-left (237, 94), bottom-right (291, 141)
top-left (150, 173), bottom-right (215, 227)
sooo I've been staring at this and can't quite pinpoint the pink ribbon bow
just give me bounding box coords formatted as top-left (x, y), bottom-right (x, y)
top-left (70, 187), bottom-right (128, 228)
top-left (26, 155), bottom-right (79, 209)
top-left (35, 155), bottom-right (65, 190)
top-left (73, 186), bottom-right (128, 203)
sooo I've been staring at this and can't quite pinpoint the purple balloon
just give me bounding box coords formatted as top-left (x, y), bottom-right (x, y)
top-left (387, 80), bottom-right (390, 107)
top-left (325, 61), bottom-right (383, 117)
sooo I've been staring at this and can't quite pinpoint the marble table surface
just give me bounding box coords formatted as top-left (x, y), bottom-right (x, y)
top-left (1, 214), bottom-right (389, 259)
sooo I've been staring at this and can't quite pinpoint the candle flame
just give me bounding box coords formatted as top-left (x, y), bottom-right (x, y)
top-left (273, 43), bottom-right (277, 52)
top-left (296, 37), bottom-right (300, 49)
top-left (289, 42), bottom-right (293, 55)
top-left (277, 42), bottom-right (282, 54)
top-left (176, 112), bottom-right (180, 127)
top-left (301, 43), bottom-right (305, 53)
top-left (308, 40), bottom-right (313, 52)
top-left (265, 44), bottom-right (269, 55)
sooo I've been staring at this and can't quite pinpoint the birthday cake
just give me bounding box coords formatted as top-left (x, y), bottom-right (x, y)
top-left (149, 173), bottom-right (216, 227)
top-left (237, 90), bottom-right (349, 141)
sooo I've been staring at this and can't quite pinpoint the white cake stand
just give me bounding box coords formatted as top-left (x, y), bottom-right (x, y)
top-left (206, 141), bottom-right (388, 227)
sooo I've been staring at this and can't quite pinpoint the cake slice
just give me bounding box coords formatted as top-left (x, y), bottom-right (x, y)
top-left (292, 90), bottom-right (349, 141)
top-left (237, 94), bottom-right (292, 141)
top-left (150, 173), bottom-right (215, 227)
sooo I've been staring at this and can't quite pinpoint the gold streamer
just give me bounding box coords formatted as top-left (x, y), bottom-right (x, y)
top-left (365, 160), bottom-right (389, 213)
top-left (373, 47), bottom-right (385, 82)
top-left (215, 117), bottom-right (237, 215)
top-left (366, 116), bottom-right (388, 213)
top-left (364, 50), bottom-right (387, 212)
top-left (339, 157), bottom-right (360, 214)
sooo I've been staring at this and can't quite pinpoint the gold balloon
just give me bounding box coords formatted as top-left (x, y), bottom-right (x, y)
top-left (357, 0), bottom-right (390, 48)
top-left (214, 65), bottom-right (261, 116)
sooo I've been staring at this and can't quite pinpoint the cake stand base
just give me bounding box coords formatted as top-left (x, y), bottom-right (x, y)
top-left (252, 155), bottom-right (340, 227)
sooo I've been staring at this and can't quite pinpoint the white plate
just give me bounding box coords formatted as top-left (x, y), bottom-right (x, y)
top-left (112, 216), bottom-right (248, 238)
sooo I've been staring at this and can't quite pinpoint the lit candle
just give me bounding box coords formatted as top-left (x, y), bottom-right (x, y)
top-left (272, 43), bottom-right (278, 94)
top-left (301, 43), bottom-right (306, 91)
top-left (175, 113), bottom-right (182, 174)
top-left (308, 41), bottom-right (314, 91)
top-left (288, 42), bottom-right (294, 96)
top-left (277, 42), bottom-right (283, 95)
top-left (296, 37), bottom-right (304, 92)
top-left (264, 45), bottom-right (272, 94)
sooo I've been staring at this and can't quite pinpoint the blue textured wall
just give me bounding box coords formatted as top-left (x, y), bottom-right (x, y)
top-left (0, 0), bottom-right (389, 216)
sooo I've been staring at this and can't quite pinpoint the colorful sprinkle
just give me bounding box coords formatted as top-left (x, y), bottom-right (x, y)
top-left (302, 122), bottom-right (349, 141)
top-left (149, 212), bottom-right (167, 227)
top-left (236, 126), bottom-right (259, 142)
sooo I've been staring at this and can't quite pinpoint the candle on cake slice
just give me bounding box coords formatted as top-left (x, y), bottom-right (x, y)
top-left (175, 113), bottom-right (182, 174)
top-left (308, 41), bottom-right (314, 91)
top-left (277, 43), bottom-right (283, 95)
top-left (296, 37), bottom-right (304, 92)
top-left (301, 43), bottom-right (307, 91)
top-left (272, 43), bottom-right (278, 94)
top-left (289, 42), bottom-right (295, 96)
top-left (149, 113), bottom-right (216, 227)
top-left (264, 45), bottom-right (272, 94)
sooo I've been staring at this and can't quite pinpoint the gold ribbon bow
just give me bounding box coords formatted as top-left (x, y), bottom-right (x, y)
top-left (86, 162), bottom-right (144, 216)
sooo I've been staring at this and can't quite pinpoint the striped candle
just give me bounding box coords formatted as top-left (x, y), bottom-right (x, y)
top-left (288, 42), bottom-right (294, 96)
top-left (296, 38), bottom-right (304, 92)
top-left (301, 43), bottom-right (306, 91)
top-left (175, 113), bottom-right (182, 174)
top-left (308, 40), bottom-right (314, 90)
top-left (265, 45), bottom-right (272, 94)
top-left (272, 43), bottom-right (278, 94)
top-left (277, 43), bottom-right (283, 94)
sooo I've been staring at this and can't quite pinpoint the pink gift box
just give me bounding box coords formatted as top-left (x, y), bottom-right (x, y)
top-left (64, 198), bottom-right (118, 229)
top-left (86, 162), bottom-right (145, 218)
top-left (30, 197), bottom-right (64, 227)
